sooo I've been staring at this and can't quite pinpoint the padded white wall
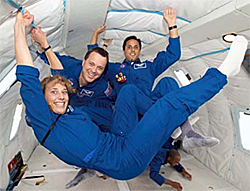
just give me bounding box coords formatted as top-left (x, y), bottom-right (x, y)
top-left (0, 0), bottom-right (65, 189)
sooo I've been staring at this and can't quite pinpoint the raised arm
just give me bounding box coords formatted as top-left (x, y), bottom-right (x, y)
top-left (31, 26), bottom-right (63, 69)
top-left (103, 38), bottom-right (113, 50)
top-left (90, 25), bottom-right (106, 45)
top-left (88, 25), bottom-right (113, 50)
top-left (15, 10), bottom-right (34, 67)
top-left (163, 7), bottom-right (179, 38)
top-left (15, 10), bottom-right (54, 134)
top-left (150, 7), bottom-right (181, 77)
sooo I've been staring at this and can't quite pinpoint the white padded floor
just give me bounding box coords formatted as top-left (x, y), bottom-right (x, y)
top-left (16, 145), bottom-right (240, 191)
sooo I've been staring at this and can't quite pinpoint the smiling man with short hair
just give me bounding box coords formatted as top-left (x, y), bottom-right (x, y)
top-left (31, 27), bottom-right (115, 132)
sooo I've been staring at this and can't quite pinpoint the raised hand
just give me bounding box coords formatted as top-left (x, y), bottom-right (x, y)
top-left (94, 25), bottom-right (106, 36)
top-left (163, 7), bottom-right (177, 27)
top-left (103, 38), bottom-right (113, 50)
top-left (90, 25), bottom-right (106, 45)
top-left (31, 26), bottom-right (49, 48)
top-left (15, 9), bottom-right (34, 28)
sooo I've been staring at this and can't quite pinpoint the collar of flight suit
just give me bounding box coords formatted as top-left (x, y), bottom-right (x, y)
top-left (122, 58), bottom-right (141, 65)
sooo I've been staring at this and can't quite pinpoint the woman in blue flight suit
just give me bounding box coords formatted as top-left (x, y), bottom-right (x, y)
top-left (31, 27), bottom-right (116, 132)
top-left (15, 10), bottom-right (247, 181)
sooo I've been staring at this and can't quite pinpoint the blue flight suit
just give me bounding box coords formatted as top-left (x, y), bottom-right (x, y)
top-left (111, 76), bottom-right (180, 136)
top-left (149, 137), bottom-right (183, 186)
top-left (88, 37), bottom-right (181, 134)
top-left (37, 52), bottom-right (115, 132)
top-left (88, 37), bottom-right (181, 98)
top-left (17, 65), bottom-right (227, 180)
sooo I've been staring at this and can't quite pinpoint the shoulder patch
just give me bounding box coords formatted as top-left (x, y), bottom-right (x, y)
top-left (120, 63), bottom-right (126, 69)
top-left (66, 105), bottom-right (74, 114)
top-left (104, 82), bottom-right (113, 96)
top-left (68, 78), bottom-right (76, 86)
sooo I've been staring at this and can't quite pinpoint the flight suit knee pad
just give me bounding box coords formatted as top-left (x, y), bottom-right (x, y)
top-left (151, 77), bottom-right (179, 101)
top-left (157, 77), bottom-right (179, 91)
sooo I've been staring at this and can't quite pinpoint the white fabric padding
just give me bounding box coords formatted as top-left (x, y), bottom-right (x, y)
top-left (63, 0), bottom-right (111, 59)
top-left (153, 29), bottom-right (249, 190)
top-left (110, 0), bottom-right (234, 21)
top-left (0, 0), bottom-right (65, 190)
top-left (0, 0), bottom-right (250, 190)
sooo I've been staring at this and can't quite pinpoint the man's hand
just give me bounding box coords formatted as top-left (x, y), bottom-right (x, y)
top-left (31, 26), bottom-right (49, 48)
top-left (182, 169), bottom-right (192, 181)
top-left (15, 9), bottom-right (34, 28)
top-left (170, 181), bottom-right (183, 191)
top-left (165, 179), bottom-right (183, 191)
top-left (94, 25), bottom-right (106, 36)
top-left (90, 25), bottom-right (106, 45)
top-left (103, 38), bottom-right (113, 50)
top-left (163, 7), bottom-right (177, 27)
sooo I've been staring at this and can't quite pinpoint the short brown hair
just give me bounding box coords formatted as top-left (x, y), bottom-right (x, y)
top-left (84, 47), bottom-right (109, 64)
top-left (41, 75), bottom-right (73, 94)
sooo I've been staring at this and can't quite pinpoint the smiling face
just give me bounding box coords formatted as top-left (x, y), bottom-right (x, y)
top-left (44, 81), bottom-right (69, 114)
top-left (124, 39), bottom-right (141, 62)
top-left (80, 51), bottom-right (107, 86)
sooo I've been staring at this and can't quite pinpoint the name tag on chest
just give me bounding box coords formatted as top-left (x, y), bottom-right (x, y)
top-left (78, 89), bottom-right (94, 97)
top-left (134, 62), bottom-right (147, 70)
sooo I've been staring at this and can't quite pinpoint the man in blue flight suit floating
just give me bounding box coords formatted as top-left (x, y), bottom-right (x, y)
top-left (149, 137), bottom-right (192, 191)
top-left (88, 7), bottom-right (220, 149)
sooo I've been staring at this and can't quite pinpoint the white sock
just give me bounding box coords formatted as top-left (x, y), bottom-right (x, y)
top-left (189, 116), bottom-right (200, 126)
top-left (218, 35), bottom-right (248, 77)
top-left (183, 136), bottom-right (220, 149)
top-left (171, 127), bottom-right (182, 139)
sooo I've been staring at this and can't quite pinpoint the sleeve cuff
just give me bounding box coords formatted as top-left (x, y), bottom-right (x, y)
top-left (179, 167), bottom-right (184, 173)
top-left (16, 65), bottom-right (39, 78)
top-left (160, 177), bottom-right (166, 186)
top-left (169, 36), bottom-right (180, 41)
top-left (87, 43), bottom-right (98, 51)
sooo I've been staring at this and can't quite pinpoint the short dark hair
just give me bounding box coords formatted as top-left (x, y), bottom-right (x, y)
top-left (84, 47), bottom-right (109, 64)
top-left (122, 35), bottom-right (142, 50)
top-left (168, 149), bottom-right (180, 161)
